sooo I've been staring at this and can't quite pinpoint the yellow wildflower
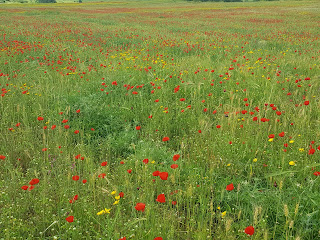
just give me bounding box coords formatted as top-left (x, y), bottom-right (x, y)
top-left (221, 211), bottom-right (227, 218)
top-left (111, 191), bottom-right (116, 195)
top-left (253, 158), bottom-right (257, 162)
top-left (289, 161), bottom-right (295, 166)
top-left (268, 138), bottom-right (274, 142)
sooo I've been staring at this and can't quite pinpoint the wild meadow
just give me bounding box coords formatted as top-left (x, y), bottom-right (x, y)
top-left (0, 1), bottom-right (320, 239)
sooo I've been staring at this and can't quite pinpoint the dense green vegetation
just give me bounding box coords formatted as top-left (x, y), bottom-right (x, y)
top-left (0, 1), bottom-right (319, 239)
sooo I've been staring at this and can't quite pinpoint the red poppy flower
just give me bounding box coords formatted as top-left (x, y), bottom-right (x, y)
top-left (136, 126), bottom-right (141, 130)
top-left (0, 155), bottom-right (6, 160)
top-left (101, 161), bottom-right (107, 166)
top-left (226, 183), bottom-right (234, 191)
top-left (51, 125), bottom-right (56, 130)
top-left (21, 185), bottom-right (28, 190)
top-left (153, 170), bottom-right (160, 176)
top-left (98, 173), bottom-right (106, 178)
top-left (159, 172), bottom-right (168, 180)
top-left (119, 237), bottom-right (126, 240)
top-left (198, 130), bottom-right (202, 133)
top-left (72, 175), bottom-right (80, 181)
top-left (171, 164), bottom-right (179, 169)
top-left (66, 216), bottom-right (74, 223)
top-left (279, 132), bottom-right (285, 137)
top-left (29, 178), bottom-right (40, 185)
top-left (74, 130), bottom-right (79, 134)
top-left (162, 137), bottom-right (170, 142)
top-left (82, 179), bottom-right (87, 184)
top-left (135, 203), bottom-right (145, 212)
top-left (127, 169), bottom-right (132, 173)
top-left (308, 148), bottom-right (315, 155)
top-left (28, 185), bottom-right (35, 191)
top-left (64, 125), bottom-right (70, 129)
top-left (37, 117), bottom-right (44, 121)
top-left (156, 194), bottom-right (166, 203)
top-left (119, 192), bottom-right (124, 198)
top-left (216, 125), bottom-right (221, 129)
top-left (244, 226), bottom-right (254, 235)
top-left (76, 109), bottom-right (81, 113)
top-left (143, 159), bottom-right (149, 164)
top-left (304, 101), bottom-right (309, 105)
top-left (313, 172), bottom-right (320, 176)
top-left (172, 201), bottom-right (177, 205)
top-left (268, 134), bottom-right (275, 138)
top-left (16, 123), bottom-right (21, 127)
top-left (154, 238), bottom-right (163, 240)
top-left (62, 119), bottom-right (68, 123)
top-left (173, 154), bottom-right (180, 161)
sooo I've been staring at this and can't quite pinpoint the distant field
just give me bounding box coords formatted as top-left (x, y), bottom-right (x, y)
top-left (0, 1), bottom-right (320, 239)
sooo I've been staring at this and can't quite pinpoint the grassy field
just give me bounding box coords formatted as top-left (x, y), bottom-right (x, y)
top-left (0, 1), bottom-right (320, 239)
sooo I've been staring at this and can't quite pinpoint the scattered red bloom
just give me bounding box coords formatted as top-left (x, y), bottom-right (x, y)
top-left (29, 178), bottom-right (40, 185)
top-left (72, 175), bottom-right (80, 181)
top-left (119, 237), bottom-right (126, 240)
top-left (226, 183), bottom-right (234, 191)
top-left (0, 155), bottom-right (6, 160)
top-left (127, 169), bottom-right (132, 173)
top-left (76, 109), bottom-right (81, 113)
top-left (244, 226), bottom-right (254, 235)
top-left (82, 179), bottom-right (87, 184)
top-left (172, 201), bottom-right (177, 205)
top-left (66, 216), bottom-right (74, 223)
top-left (268, 134), bottom-right (275, 138)
top-left (171, 164), bottom-right (179, 169)
top-left (62, 119), bottom-right (68, 123)
top-left (304, 101), bottom-right (309, 106)
top-left (313, 172), bottom-right (320, 176)
top-left (64, 125), bottom-right (70, 129)
top-left (143, 159), bottom-right (149, 164)
top-left (136, 126), bottom-right (141, 130)
top-left (135, 203), bottom-right (146, 212)
top-left (162, 137), bottom-right (170, 142)
top-left (156, 194), bottom-right (166, 203)
top-left (98, 173), bottom-right (106, 178)
top-left (153, 170), bottom-right (160, 176)
top-left (159, 172), bottom-right (168, 180)
top-left (51, 125), bottom-right (56, 130)
top-left (173, 154), bottom-right (180, 161)
top-left (154, 238), bottom-right (163, 240)
top-left (37, 117), bottom-right (44, 121)
top-left (21, 185), bottom-right (28, 190)
top-left (119, 192), bottom-right (124, 198)
top-left (279, 132), bottom-right (285, 137)
top-left (74, 130), bottom-right (79, 134)
top-left (216, 125), bottom-right (221, 129)
top-left (101, 161), bottom-right (108, 166)
top-left (308, 148), bottom-right (315, 155)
